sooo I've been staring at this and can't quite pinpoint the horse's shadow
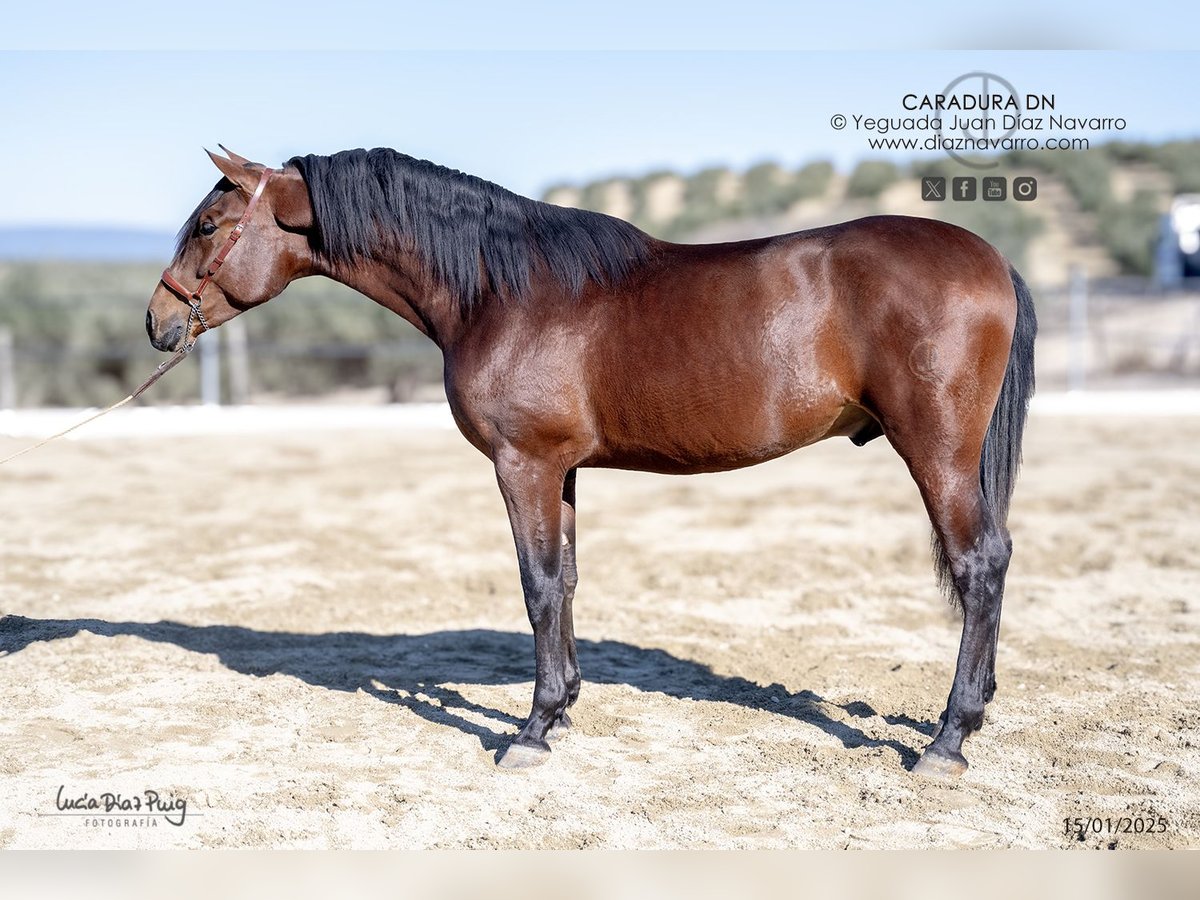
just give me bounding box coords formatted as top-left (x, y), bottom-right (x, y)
top-left (0, 615), bottom-right (933, 767)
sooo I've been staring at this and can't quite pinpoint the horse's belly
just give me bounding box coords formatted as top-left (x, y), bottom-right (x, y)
top-left (586, 384), bottom-right (851, 474)
top-left (579, 273), bottom-right (862, 473)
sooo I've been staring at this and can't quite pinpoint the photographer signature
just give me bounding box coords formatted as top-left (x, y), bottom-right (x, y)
top-left (55, 785), bottom-right (189, 826)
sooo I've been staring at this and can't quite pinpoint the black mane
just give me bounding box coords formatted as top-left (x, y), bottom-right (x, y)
top-left (287, 148), bottom-right (652, 316)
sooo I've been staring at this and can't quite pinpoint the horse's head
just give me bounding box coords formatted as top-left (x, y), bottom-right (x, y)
top-left (147, 148), bottom-right (315, 352)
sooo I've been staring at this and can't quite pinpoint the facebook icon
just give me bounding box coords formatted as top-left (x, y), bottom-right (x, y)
top-left (952, 177), bottom-right (977, 201)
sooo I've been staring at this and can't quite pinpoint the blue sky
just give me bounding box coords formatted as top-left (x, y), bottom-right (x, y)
top-left (5, 2), bottom-right (1199, 52)
top-left (1, 12), bottom-right (1198, 229)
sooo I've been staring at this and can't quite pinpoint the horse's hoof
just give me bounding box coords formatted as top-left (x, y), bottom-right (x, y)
top-left (547, 712), bottom-right (572, 743)
top-left (912, 748), bottom-right (968, 780)
top-left (496, 741), bottom-right (551, 769)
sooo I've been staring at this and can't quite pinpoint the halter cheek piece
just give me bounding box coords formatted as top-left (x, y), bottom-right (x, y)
top-left (159, 167), bottom-right (275, 349)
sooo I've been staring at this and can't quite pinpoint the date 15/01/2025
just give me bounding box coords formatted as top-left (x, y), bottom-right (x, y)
top-left (1064, 816), bottom-right (1169, 840)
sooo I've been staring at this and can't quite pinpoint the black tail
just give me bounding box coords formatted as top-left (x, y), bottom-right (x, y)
top-left (981, 265), bottom-right (1038, 526)
top-left (934, 264), bottom-right (1037, 598)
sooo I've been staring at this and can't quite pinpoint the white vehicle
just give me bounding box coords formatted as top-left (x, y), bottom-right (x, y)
top-left (1158, 194), bottom-right (1200, 284)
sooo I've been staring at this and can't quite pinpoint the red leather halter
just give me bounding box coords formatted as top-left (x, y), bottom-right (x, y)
top-left (160, 166), bottom-right (275, 347)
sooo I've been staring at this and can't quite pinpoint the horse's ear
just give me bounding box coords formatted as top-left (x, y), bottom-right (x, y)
top-left (217, 144), bottom-right (253, 168)
top-left (205, 147), bottom-right (262, 195)
top-left (270, 168), bottom-right (314, 230)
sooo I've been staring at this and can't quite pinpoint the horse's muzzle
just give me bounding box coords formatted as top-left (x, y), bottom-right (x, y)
top-left (146, 309), bottom-right (184, 353)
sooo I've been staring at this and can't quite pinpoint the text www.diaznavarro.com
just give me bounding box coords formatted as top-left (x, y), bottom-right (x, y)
top-left (867, 135), bottom-right (1090, 151)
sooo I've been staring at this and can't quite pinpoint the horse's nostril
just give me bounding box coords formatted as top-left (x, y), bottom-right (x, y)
top-left (147, 316), bottom-right (183, 353)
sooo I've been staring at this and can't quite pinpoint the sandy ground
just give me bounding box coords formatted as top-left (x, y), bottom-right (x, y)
top-left (0, 413), bottom-right (1197, 849)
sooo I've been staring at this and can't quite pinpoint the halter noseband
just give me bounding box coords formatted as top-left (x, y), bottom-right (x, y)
top-left (160, 166), bottom-right (275, 348)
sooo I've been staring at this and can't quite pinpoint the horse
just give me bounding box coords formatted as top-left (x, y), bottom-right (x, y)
top-left (148, 147), bottom-right (1036, 778)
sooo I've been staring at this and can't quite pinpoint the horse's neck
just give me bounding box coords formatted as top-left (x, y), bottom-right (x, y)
top-left (320, 253), bottom-right (462, 349)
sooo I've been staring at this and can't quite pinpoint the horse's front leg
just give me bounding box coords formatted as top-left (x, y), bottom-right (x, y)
top-left (547, 468), bottom-right (580, 742)
top-left (493, 449), bottom-right (569, 769)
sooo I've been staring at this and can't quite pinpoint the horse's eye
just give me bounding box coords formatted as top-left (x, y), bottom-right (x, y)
top-left (199, 222), bottom-right (218, 237)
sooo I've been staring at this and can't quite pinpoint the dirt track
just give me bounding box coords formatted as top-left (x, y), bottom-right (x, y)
top-left (0, 414), bottom-right (1197, 848)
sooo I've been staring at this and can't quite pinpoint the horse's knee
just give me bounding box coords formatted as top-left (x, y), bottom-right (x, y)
top-left (523, 570), bottom-right (565, 625)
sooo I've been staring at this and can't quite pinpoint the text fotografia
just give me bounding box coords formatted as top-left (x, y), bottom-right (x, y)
top-left (48, 785), bottom-right (190, 827)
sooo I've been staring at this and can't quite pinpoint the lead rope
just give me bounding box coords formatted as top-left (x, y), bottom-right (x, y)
top-left (0, 345), bottom-right (193, 466)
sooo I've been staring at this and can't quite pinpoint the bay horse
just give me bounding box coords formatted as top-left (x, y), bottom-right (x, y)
top-left (148, 147), bottom-right (1036, 778)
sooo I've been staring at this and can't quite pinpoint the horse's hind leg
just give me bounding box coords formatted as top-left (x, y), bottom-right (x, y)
top-left (914, 475), bottom-right (1010, 778)
top-left (884, 420), bottom-right (1011, 778)
top-left (548, 468), bottom-right (580, 742)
